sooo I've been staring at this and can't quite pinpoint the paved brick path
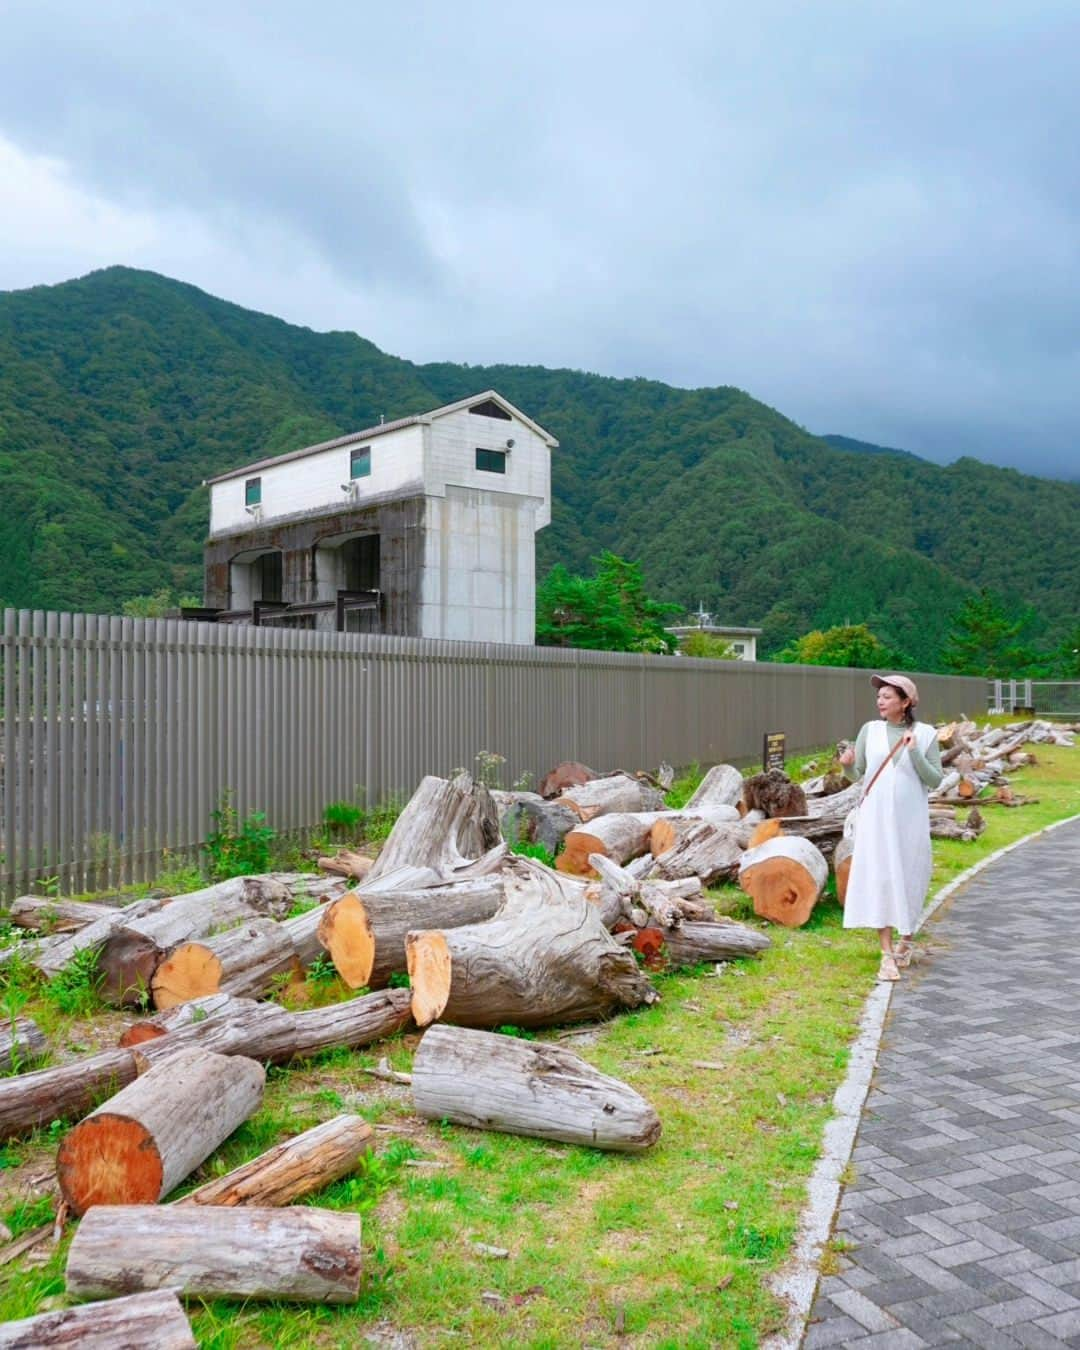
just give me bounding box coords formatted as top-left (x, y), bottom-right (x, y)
top-left (808, 819), bottom-right (1080, 1348)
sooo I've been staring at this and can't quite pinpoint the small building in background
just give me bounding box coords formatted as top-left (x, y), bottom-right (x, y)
top-left (667, 608), bottom-right (762, 660)
top-left (198, 392), bottom-right (557, 643)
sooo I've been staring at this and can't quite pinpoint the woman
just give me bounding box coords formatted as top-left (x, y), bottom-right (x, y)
top-left (838, 674), bottom-right (944, 982)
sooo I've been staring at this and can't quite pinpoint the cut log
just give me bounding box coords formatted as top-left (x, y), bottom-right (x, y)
top-left (649, 806), bottom-right (742, 858)
top-left (556, 811), bottom-right (667, 877)
top-left (0, 1049), bottom-right (140, 1142)
top-left (150, 917), bottom-right (300, 1009)
top-left (364, 773), bottom-right (501, 885)
top-left (96, 877), bottom-right (293, 1005)
top-left (747, 813), bottom-right (846, 862)
top-left (317, 849), bottom-right (375, 882)
top-left (57, 1047), bottom-right (265, 1215)
top-left (742, 770), bottom-right (808, 819)
top-left (685, 763), bottom-right (744, 809)
top-left (0, 1017), bottom-right (48, 1073)
top-left (833, 835), bottom-right (854, 905)
top-left (135, 999), bottom-right (297, 1066)
top-left (492, 791), bottom-right (578, 855)
top-left (636, 920), bottom-right (771, 969)
top-left (288, 988), bottom-right (414, 1058)
top-left (556, 774), bottom-right (665, 823)
top-left (7, 895), bottom-right (117, 933)
top-left (539, 760), bottom-right (597, 798)
top-left (412, 1023), bottom-right (660, 1151)
top-left (119, 992), bottom-right (238, 1046)
top-left (0, 1288), bottom-right (196, 1350)
top-left (317, 878), bottom-right (505, 989)
top-left (32, 896), bottom-right (164, 982)
top-left (406, 858), bottom-right (658, 1029)
top-left (178, 1113), bottom-right (372, 1207)
top-left (738, 837), bottom-right (829, 927)
top-left (647, 820), bottom-right (748, 885)
top-left (587, 854), bottom-right (709, 929)
top-left (804, 780), bottom-right (861, 819)
top-left (66, 1204), bottom-right (362, 1304)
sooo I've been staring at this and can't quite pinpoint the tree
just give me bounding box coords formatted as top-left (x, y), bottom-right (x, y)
top-left (940, 590), bottom-right (1036, 677)
top-left (775, 624), bottom-right (892, 668)
top-left (536, 552), bottom-right (678, 654)
top-left (122, 588), bottom-right (200, 619)
top-left (679, 630), bottom-right (739, 660)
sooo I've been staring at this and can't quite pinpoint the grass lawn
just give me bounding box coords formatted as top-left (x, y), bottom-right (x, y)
top-left (0, 732), bottom-right (1076, 1348)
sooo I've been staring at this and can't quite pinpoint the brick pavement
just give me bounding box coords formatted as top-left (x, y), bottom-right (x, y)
top-left (807, 819), bottom-right (1080, 1348)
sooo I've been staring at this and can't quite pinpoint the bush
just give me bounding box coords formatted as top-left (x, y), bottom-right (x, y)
top-left (203, 790), bottom-right (276, 880)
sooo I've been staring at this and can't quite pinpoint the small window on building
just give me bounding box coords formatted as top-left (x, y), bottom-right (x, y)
top-left (475, 447), bottom-right (507, 474)
top-left (468, 398), bottom-right (512, 421)
top-left (350, 446), bottom-right (371, 479)
top-left (732, 643), bottom-right (746, 655)
top-left (245, 477), bottom-right (262, 507)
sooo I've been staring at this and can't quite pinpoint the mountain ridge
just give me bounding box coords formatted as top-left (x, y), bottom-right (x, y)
top-left (1, 265), bottom-right (1075, 668)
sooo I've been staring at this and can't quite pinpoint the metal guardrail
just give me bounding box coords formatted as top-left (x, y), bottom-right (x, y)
top-left (988, 679), bottom-right (1080, 716)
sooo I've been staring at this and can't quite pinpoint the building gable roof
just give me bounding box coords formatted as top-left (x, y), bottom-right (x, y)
top-left (205, 390), bottom-right (558, 486)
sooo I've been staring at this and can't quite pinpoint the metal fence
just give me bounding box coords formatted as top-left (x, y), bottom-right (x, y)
top-left (988, 680), bottom-right (1080, 716)
top-left (0, 609), bottom-right (986, 899)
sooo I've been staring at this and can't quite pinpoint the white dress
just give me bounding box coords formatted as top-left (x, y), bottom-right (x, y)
top-left (842, 719), bottom-right (936, 933)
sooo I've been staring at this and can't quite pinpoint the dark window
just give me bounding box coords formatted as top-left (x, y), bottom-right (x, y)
top-left (350, 446), bottom-right (371, 479)
top-left (475, 447), bottom-right (507, 474)
top-left (245, 476), bottom-right (262, 507)
top-left (468, 398), bottom-right (511, 421)
top-left (343, 535), bottom-right (380, 591)
top-left (256, 551), bottom-right (282, 602)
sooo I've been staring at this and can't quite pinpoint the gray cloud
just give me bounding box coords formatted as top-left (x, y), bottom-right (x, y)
top-left (1, 0), bottom-right (1078, 479)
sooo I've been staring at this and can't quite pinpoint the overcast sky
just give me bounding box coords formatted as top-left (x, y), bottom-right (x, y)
top-left (1, 1), bottom-right (1078, 480)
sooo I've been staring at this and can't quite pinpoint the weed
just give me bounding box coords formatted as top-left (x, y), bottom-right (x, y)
top-left (41, 946), bottom-right (105, 1018)
top-left (153, 855), bottom-right (205, 896)
top-left (509, 838), bottom-right (556, 867)
top-left (387, 971), bottom-right (410, 990)
top-left (322, 799), bottom-right (365, 834)
top-left (364, 795), bottom-right (403, 846)
top-left (495, 1024), bottom-right (536, 1040)
top-left (306, 954), bottom-right (339, 986)
top-left (32, 875), bottom-right (61, 898)
top-left (474, 749), bottom-right (506, 789)
top-left (202, 790), bottom-right (276, 880)
top-left (2, 1193), bottom-right (53, 1238)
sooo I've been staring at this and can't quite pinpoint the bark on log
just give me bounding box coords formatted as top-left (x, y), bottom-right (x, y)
top-left (317, 879), bottom-right (505, 989)
top-left (649, 806), bottom-right (742, 858)
top-left (135, 1000), bottom-right (297, 1067)
top-left (0, 1049), bottom-right (140, 1142)
top-left (747, 813), bottom-right (846, 862)
top-left (66, 1205), bottom-right (362, 1304)
top-left (833, 835), bottom-right (854, 905)
top-left (412, 1023), bottom-right (661, 1151)
top-left (288, 988), bottom-right (414, 1058)
top-left (364, 773), bottom-right (501, 886)
top-left (647, 821), bottom-right (749, 885)
top-left (0, 1289), bottom-right (195, 1350)
top-left (738, 837), bottom-right (829, 927)
top-left (638, 920), bottom-right (771, 969)
top-left (279, 905), bottom-right (330, 967)
top-left (57, 1047), bottom-right (265, 1214)
top-left (685, 763), bottom-right (744, 809)
top-left (556, 774), bottom-right (665, 823)
top-left (7, 895), bottom-right (117, 933)
top-left (742, 770), bottom-right (808, 819)
top-left (556, 811), bottom-right (668, 877)
top-left (0, 1017), bottom-right (48, 1073)
top-left (317, 850), bottom-right (375, 882)
top-left (539, 761), bottom-right (597, 798)
top-left (150, 917), bottom-right (301, 1009)
top-left (178, 1113), bottom-right (372, 1208)
top-left (32, 897), bottom-right (164, 982)
top-left (119, 992), bottom-right (238, 1046)
top-left (804, 781), bottom-right (861, 819)
top-left (406, 859), bottom-right (658, 1029)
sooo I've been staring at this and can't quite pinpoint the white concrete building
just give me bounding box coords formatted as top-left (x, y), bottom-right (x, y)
top-left (203, 392), bottom-right (557, 644)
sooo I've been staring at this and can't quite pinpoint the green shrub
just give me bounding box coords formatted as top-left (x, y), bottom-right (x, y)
top-left (322, 800), bottom-right (365, 833)
top-left (203, 790), bottom-right (276, 880)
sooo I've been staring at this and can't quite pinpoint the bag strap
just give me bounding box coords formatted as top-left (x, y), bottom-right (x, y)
top-left (860, 733), bottom-right (907, 803)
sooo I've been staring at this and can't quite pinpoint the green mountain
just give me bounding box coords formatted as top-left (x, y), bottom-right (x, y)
top-left (1, 266), bottom-right (1076, 669)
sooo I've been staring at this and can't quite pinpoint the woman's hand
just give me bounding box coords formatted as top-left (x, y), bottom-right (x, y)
top-left (838, 745), bottom-right (856, 767)
top-left (901, 732), bottom-right (916, 748)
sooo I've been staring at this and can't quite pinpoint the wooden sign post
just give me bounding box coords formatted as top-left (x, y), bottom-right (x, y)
top-left (763, 732), bottom-right (785, 772)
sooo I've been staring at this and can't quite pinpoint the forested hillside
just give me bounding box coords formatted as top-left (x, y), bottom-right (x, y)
top-left (1, 267), bottom-right (1076, 669)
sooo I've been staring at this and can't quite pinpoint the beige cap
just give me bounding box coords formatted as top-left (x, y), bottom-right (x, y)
top-left (870, 672), bottom-right (919, 707)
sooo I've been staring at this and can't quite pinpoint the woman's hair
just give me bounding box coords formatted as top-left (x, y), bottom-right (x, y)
top-left (883, 682), bottom-right (916, 727)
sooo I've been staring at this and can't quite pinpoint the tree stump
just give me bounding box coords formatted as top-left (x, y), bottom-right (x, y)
top-left (738, 837), bottom-right (829, 927)
top-left (742, 770), bottom-right (808, 819)
top-left (57, 1048), bottom-right (265, 1214)
top-left (66, 1205), bottom-right (362, 1304)
top-left (413, 1024), bottom-right (661, 1151)
top-left (317, 879), bottom-right (504, 989)
top-left (177, 1114), bottom-right (373, 1207)
top-left (685, 763), bottom-right (744, 809)
top-left (364, 773), bottom-right (501, 885)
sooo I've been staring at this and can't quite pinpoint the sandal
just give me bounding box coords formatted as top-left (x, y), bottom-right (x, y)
top-left (877, 953), bottom-right (901, 983)
top-left (894, 939), bottom-right (914, 970)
